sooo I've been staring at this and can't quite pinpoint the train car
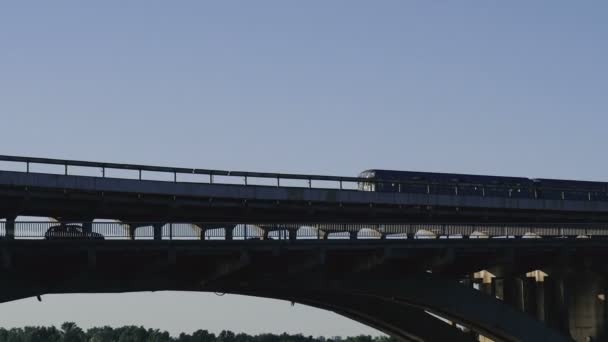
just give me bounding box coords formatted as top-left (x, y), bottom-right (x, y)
top-left (358, 169), bottom-right (534, 198)
top-left (533, 178), bottom-right (608, 201)
top-left (358, 169), bottom-right (608, 202)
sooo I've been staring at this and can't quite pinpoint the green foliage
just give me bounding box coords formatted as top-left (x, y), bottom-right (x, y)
top-left (0, 323), bottom-right (398, 342)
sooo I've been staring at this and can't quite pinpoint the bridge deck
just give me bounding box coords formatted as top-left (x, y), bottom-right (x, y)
top-left (1, 170), bottom-right (608, 223)
top-left (1, 154), bottom-right (608, 223)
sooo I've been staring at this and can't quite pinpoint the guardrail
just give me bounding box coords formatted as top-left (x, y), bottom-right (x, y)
top-left (0, 155), bottom-right (605, 201)
top-left (0, 221), bottom-right (607, 240)
top-left (0, 155), bottom-right (362, 189)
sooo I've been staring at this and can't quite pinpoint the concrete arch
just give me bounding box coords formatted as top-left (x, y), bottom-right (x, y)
top-left (204, 274), bottom-right (570, 342)
top-left (0, 275), bottom-right (475, 342)
top-left (216, 289), bottom-right (478, 342)
top-left (0, 271), bottom-right (571, 342)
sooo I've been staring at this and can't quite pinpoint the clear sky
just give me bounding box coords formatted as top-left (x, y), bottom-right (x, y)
top-left (1, 0), bottom-right (607, 337)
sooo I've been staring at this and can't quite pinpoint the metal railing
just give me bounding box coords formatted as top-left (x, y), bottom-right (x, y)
top-left (0, 155), bottom-right (606, 201)
top-left (0, 221), bottom-right (607, 240)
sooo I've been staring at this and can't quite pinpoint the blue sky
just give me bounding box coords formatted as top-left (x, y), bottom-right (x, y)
top-left (1, 0), bottom-right (607, 336)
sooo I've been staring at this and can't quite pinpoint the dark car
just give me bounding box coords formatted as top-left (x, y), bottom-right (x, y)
top-left (44, 224), bottom-right (104, 240)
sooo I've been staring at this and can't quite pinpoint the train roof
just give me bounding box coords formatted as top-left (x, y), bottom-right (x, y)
top-left (359, 169), bottom-right (530, 182)
top-left (360, 169), bottom-right (608, 188)
top-left (533, 178), bottom-right (608, 189)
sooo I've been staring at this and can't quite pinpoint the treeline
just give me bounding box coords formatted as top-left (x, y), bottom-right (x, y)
top-left (0, 322), bottom-right (398, 342)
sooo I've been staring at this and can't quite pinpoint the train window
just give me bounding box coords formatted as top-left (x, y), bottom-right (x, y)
top-left (358, 182), bottom-right (375, 191)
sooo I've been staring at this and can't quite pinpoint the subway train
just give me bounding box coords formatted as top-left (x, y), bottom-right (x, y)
top-left (357, 169), bottom-right (608, 201)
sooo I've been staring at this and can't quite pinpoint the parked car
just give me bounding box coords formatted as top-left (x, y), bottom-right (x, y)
top-left (44, 224), bottom-right (104, 240)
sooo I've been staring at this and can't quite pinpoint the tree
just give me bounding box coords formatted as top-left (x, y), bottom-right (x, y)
top-left (23, 326), bottom-right (62, 342)
top-left (87, 326), bottom-right (117, 342)
top-left (192, 329), bottom-right (217, 342)
top-left (61, 322), bottom-right (85, 342)
top-left (0, 322), bottom-right (392, 342)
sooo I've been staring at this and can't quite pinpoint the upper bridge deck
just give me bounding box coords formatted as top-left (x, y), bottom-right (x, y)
top-left (0, 155), bottom-right (607, 223)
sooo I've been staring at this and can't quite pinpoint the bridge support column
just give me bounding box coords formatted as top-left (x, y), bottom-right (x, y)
top-left (491, 277), bottom-right (503, 299)
top-left (536, 278), bottom-right (547, 322)
top-left (566, 272), bottom-right (606, 342)
top-left (5, 217), bottom-right (15, 240)
top-left (503, 276), bottom-right (525, 312)
top-left (479, 282), bottom-right (492, 296)
top-left (544, 275), bottom-right (571, 336)
top-left (522, 277), bottom-right (538, 317)
top-left (349, 231), bottom-right (357, 240)
top-left (476, 272), bottom-right (493, 296)
top-left (289, 229), bottom-right (297, 241)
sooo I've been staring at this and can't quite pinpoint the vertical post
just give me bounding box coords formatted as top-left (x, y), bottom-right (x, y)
top-left (138, 169), bottom-right (142, 180)
top-left (128, 224), bottom-right (136, 240)
top-left (6, 217), bottom-right (15, 240)
top-left (308, 179), bottom-right (312, 188)
top-left (169, 223), bottom-right (173, 240)
top-left (225, 225), bottom-right (233, 241)
top-left (277, 177), bottom-right (280, 187)
top-left (26, 162), bottom-right (30, 173)
top-left (244, 176), bottom-right (248, 186)
top-left (199, 225), bottom-right (206, 240)
top-left (339, 180), bottom-right (343, 190)
top-left (153, 223), bottom-right (163, 241)
top-left (83, 221), bottom-right (93, 238)
top-left (174, 172), bottom-right (177, 183)
top-left (65, 164), bottom-right (68, 175)
top-left (101, 167), bottom-right (105, 178)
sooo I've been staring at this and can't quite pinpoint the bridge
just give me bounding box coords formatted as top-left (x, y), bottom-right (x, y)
top-left (1, 155), bottom-right (608, 341)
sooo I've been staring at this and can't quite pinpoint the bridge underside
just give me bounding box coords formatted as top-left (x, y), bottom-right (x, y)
top-left (0, 239), bottom-right (590, 341)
